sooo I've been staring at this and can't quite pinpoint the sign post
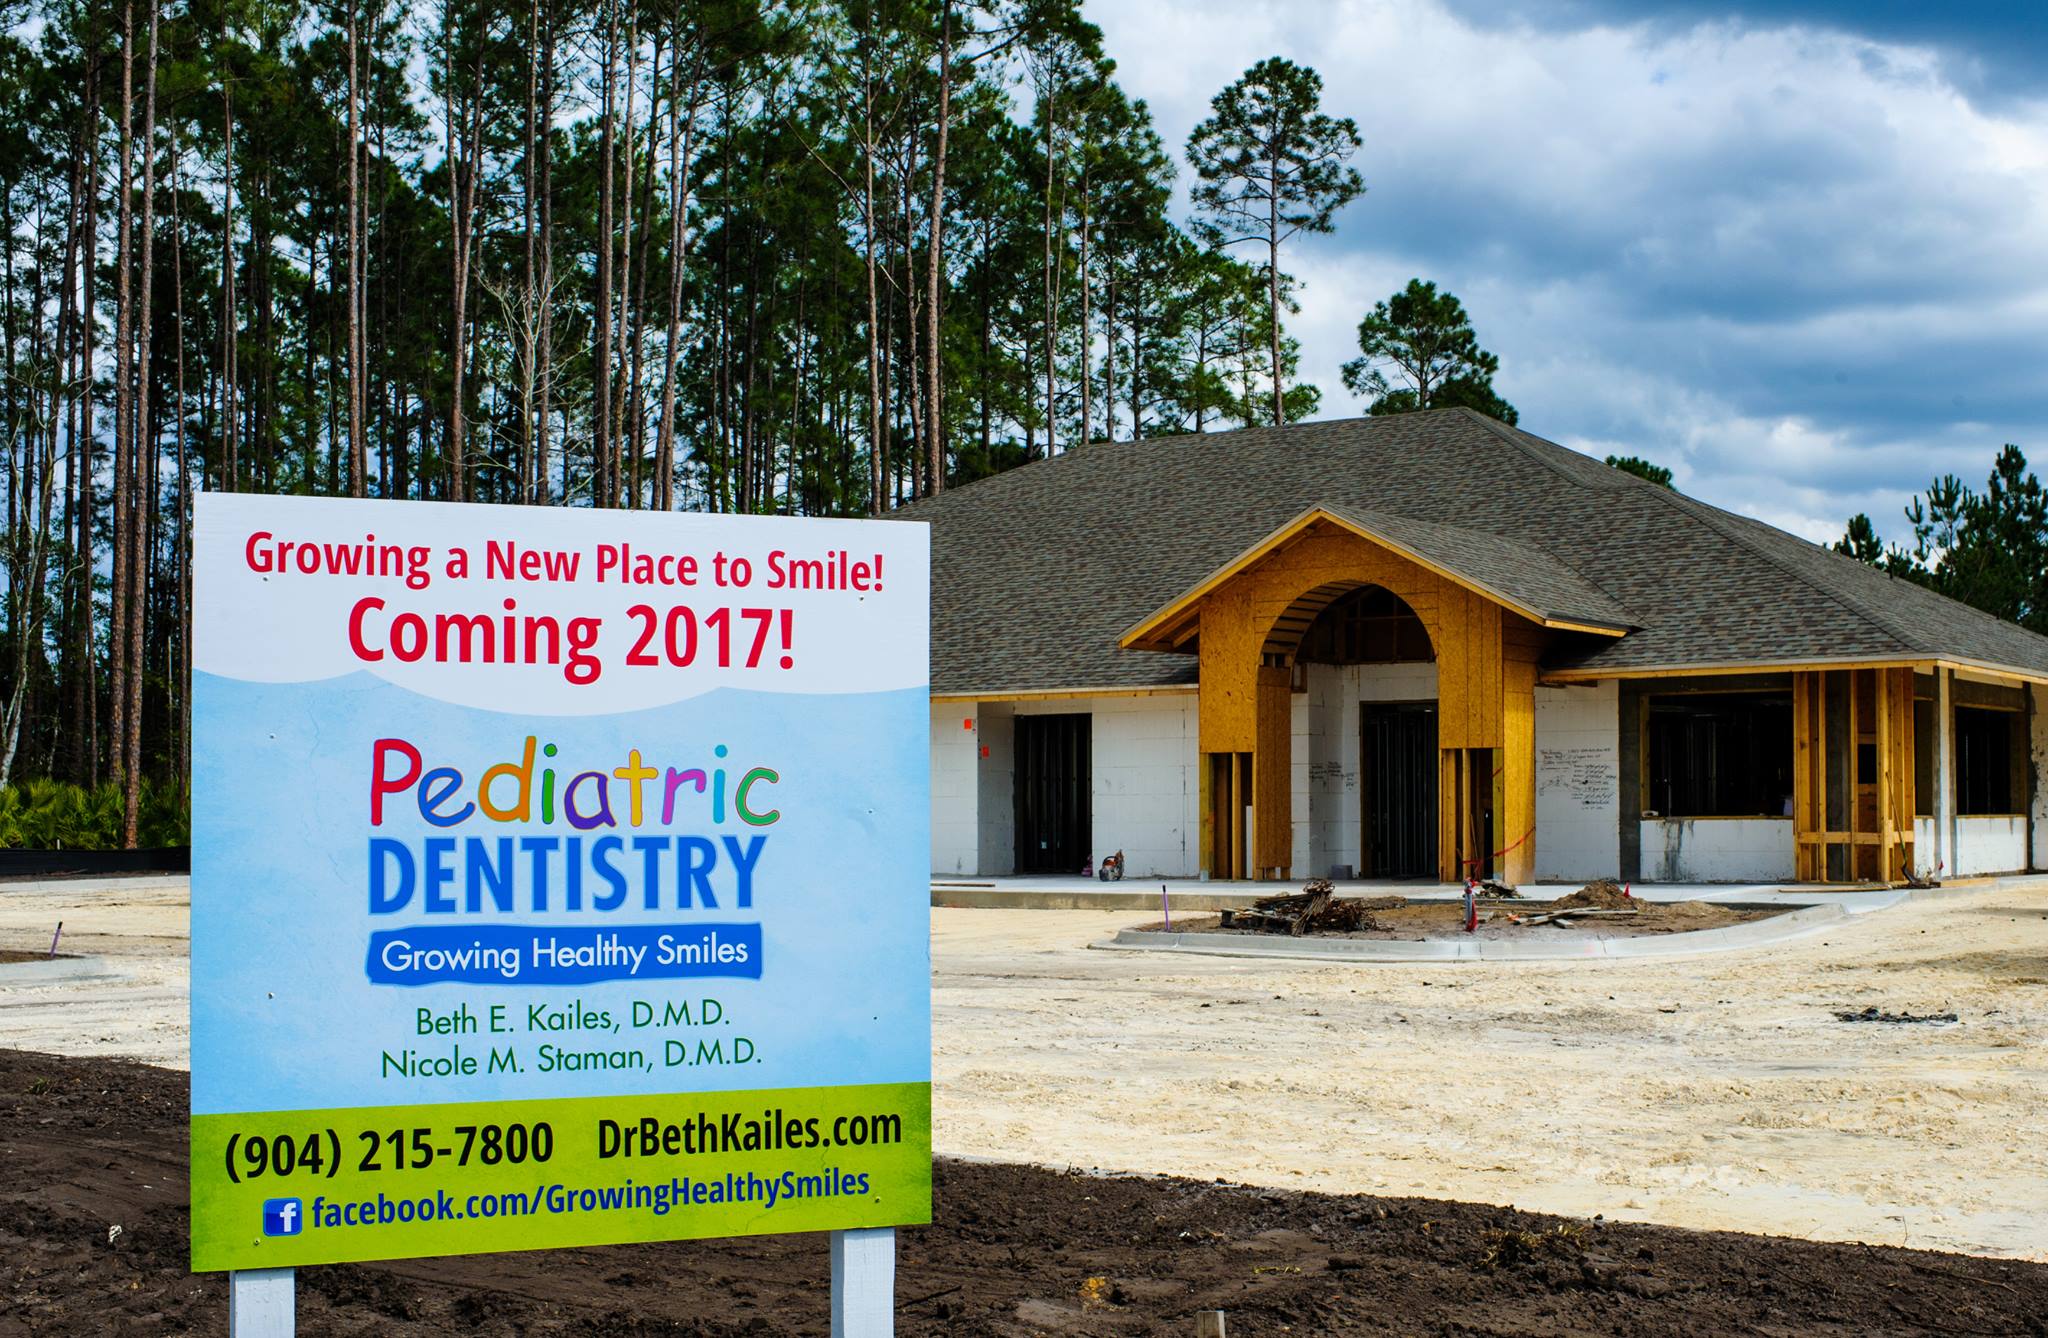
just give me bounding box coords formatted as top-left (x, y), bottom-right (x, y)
top-left (830, 1226), bottom-right (897, 1335)
top-left (191, 495), bottom-right (931, 1330)
top-left (226, 1268), bottom-right (294, 1335)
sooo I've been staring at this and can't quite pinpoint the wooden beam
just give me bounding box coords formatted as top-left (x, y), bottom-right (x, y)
top-left (1545, 655), bottom-right (2048, 688)
top-left (930, 685), bottom-right (1198, 705)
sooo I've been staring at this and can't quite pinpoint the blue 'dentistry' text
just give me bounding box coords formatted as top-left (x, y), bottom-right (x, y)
top-left (365, 924), bottom-right (762, 986)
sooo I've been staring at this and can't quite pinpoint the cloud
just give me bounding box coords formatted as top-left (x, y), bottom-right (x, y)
top-left (1090, 0), bottom-right (2048, 546)
top-left (1439, 2), bottom-right (2048, 108)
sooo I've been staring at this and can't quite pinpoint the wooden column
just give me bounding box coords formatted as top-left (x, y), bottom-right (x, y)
top-left (1878, 666), bottom-right (1915, 882)
top-left (1496, 627), bottom-right (1541, 887)
top-left (1793, 671), bottom-right (1826, 881)
top-left (1253, 666), bottom-right (1292, 880)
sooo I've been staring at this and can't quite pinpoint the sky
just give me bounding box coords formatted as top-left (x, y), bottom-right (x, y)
top-left (1087, 0), bottom-right (2048, 547)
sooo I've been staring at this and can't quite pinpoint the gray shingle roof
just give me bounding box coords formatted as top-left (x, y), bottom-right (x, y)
top-left (1314, 504), bottom-right (1637, 633)
top-left (897, 408), bottom-right (2048, 695)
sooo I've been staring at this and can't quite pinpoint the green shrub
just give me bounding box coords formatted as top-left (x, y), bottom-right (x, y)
top-left (0, 779), bottom-right (190, 850)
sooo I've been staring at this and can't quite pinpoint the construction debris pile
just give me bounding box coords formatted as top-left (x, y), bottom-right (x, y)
top-left (1833, 1005), bottom-right (1959, 1025)
top-left (1220, 882), bottom-right (1408, 936)
top-left (1200, 877), bottom-right (1760, 940)
top-left (1549, 879), bottom-right (1635, 911)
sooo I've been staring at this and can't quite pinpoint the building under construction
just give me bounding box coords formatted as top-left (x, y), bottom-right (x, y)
top-left (911, 409), bottom-right (2048, 885)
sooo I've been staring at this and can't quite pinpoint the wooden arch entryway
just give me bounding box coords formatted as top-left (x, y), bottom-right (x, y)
top-left (1120, 507), bottom-right (1628, 884)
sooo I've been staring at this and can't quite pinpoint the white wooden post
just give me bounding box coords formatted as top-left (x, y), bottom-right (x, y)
top-left (830, 1227), bottom-right (896, 1336)
top-left (228, 1269), bottom-right (294, 1336)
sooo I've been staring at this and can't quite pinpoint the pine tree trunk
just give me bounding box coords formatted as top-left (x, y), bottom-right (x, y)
top-left (110, 0), bottom-right (135, 794)
top-left (1267, 177), bottom-right (1283, 427)
top-left (537, 1), bottom-right (555, 502)
top-left (124, 0), bottom-right (161, 844)
top-left (922, 0), bottom-right (952, 495)
top-left (862, 26), bottom-right (883, 516)
top-left (443, 13), bottom-right (470, 502)
top-left (519, 0), bottom-right (538, 503)
top-left (221, 77), bottom-right (237, 491)
top-left (656, 39), bottom-right (696, 515)
top-left (170, 134), bottom-right (190, 778)
top-left (1077, 173), bottom-right (1089, 446)
top-left (347, 0), bottom-right (365, 496)
top-left (593, 0), bottom-right (618, 506)
top-left (78, 55), bottom-right (100, 783)
top-left (1041, 86), bottom-right (1056, 455)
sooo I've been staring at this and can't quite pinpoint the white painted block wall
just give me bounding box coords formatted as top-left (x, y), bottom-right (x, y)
top-left (976, 705), bottom-right (1016, 875)
top-left (1952, 817), bottom-right (2028, 877)
top-left (929, 703), bottom-right (978, 876)
top-left (1534, 682), bottom-right (1620, 882)
top-left (1011, 694), bottom-right (1200, 878)
top-left (1295, 662), bottom-right (1438, 877)
top-left (1640, 819), bottom-right (1794, 883)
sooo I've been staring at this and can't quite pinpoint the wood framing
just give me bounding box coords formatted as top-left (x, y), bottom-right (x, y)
top-left (930, 684), bottom-right (1198, 705)
top-left (1176, 516), bottom-right (1549, 884)
top-left (1794, 666), bottom-right (1916, 883)
top-left (1545, 655), bottom-right (2048, 688)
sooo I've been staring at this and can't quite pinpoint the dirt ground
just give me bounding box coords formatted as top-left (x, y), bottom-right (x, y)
top-left (4, 875), bottom-right (2046, 1265)
top-left (3, 1048), bottom-right (2045, 1337)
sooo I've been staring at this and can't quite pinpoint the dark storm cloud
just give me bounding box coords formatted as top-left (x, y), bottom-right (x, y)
top-left (1441, 1), bottom-right (2048, 104)
top-left (1096, 0), bottom-right (2048, 542)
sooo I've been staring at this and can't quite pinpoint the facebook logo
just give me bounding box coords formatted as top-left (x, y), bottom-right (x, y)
top-left (261, 1198), bottom-right (303, 1237)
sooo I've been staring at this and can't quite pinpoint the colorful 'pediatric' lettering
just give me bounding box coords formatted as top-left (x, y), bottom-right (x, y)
top-left (368, 737), bottom-right (780, 831)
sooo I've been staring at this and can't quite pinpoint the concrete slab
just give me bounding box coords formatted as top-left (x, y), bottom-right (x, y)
top-left (0, 956), bottom-right (117, 984)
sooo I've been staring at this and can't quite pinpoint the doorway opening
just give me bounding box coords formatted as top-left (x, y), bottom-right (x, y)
top-left (1015, 714), bottom-right (1091, 874)
top-left (1361, 703), bottom-right (1438, 879)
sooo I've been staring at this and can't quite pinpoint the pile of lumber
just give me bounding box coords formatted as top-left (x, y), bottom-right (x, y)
top-left (1220, 881), bottom-right (1406, 935)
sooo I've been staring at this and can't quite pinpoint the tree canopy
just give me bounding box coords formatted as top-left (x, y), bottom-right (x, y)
top-left (1605, 455), bottom-right (1673, 488)
top-left (1186, 56), bottom-right (1363, 427)
top-left (0, 0), bottom-right (1368, 835)
top-left (1838, 445), bottom-right (2048, 633)
top-left (1340, 279), bottom-right (1515, 425)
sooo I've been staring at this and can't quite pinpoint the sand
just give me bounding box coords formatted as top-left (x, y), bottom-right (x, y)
top-left (930, 887), bottom-right (2048, 1262)
top-left (0, 877), bottom-right (188, 1067)
top-left (4, 874), bottom-right (2044, 1261)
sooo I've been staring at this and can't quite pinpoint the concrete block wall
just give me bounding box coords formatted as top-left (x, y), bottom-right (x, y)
top-left (976, 705), bottom-right (1016, 875)
top-left (1534, 682), bottom-right (1621, 882)
top-left (926, 692), bottom-right (1205, 879)
top-left (1640, 818), bottom-right (1794, 882)
top-left (1008, 694), bottom-right (1199, 878)
top-left (1294, 662), bottom-right (1438, 878)
top-left (1952, 816), bottom-right (2027, 877)
top-left (930, 703), bottom-right (979, 876)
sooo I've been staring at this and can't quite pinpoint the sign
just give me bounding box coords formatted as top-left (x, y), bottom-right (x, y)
top-left (190, 494), bottom-right (931, 1272)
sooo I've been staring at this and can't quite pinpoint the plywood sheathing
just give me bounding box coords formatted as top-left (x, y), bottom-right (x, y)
top-left (1194, 521), bottom-right (1545, 884)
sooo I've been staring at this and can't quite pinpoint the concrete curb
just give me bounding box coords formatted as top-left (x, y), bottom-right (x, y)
top-left (1093, 902), bottom-right (1851, 964)
top-left (0, 956), bottom-right (117, 984)
top-left (932, 885), bottom-right (1250, 912)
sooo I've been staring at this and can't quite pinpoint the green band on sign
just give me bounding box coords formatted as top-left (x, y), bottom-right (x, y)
top-left (191, 1081), bottom-right (932, 1272)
